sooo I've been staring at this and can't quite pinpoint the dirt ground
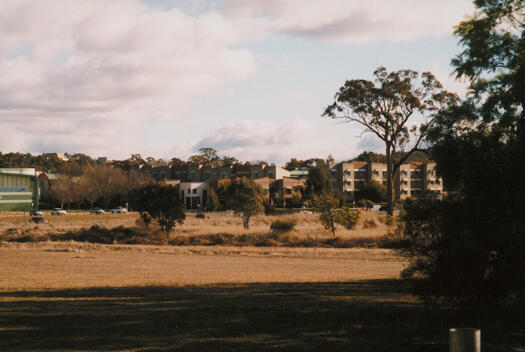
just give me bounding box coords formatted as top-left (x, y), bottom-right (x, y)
top-left (0, 242), bottom-right (406, 290)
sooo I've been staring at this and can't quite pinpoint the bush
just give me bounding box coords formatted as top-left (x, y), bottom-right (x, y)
top-left (357, 199), bottom-right (374, 209)
top-left (362, 218), bottom-right (377, 229)
top-left (270, 219), bottom-right (297, 234)
top-left (336, 207), bottom-right (361, 230)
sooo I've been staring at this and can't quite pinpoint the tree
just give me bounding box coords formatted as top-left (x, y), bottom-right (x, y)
top-left (130, 184), bottom-right (185, 235)
top-left (356, 180), bottom-right (387, 203)
top-left (47, 176), bottom-right (79, 209)
top-left (81, 165), bottom-right (128, 208)
top-left (337, 206), bottom-right (361, 231)
top-left (323, 67), bottom-right (457, 214)
top-left (402, 0), bottom-right (525, 312)
top-left (208, 187), bottom-right (221, 211)
top-left (222, 177), bottom-right (265, 229)
top-left (288, 190), bottom-right (304, 208)
top-left (305, 166), bottom-right (332, 199)
top-left (198, 147), bottom-right (218, 162)
top-left (313, 193), bottom-right (340, 236)
top-left (313, 193), bottom-right (360, 236)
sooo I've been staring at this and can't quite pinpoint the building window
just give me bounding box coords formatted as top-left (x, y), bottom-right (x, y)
top-left (187, 189), bottom-right (191, 194)
top-left (192, 189), bottom-right (197, 194)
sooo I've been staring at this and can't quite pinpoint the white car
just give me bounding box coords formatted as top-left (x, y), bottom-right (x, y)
top-left (90, 207), bottom-right (105, 215)
top-left (50, 208), bottom-right (67, 216)
top-left (110, 206), bottom-right (128, 214)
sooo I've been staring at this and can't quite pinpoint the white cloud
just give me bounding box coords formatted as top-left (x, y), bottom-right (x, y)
top-left (193, 118), bottom-right (363, 164)
top-left (221, 0), bottom-right (474, 43)
top-left (0, 0), bottom-right (256, 157)
top-left (0, 0), bottom-right (474, 160)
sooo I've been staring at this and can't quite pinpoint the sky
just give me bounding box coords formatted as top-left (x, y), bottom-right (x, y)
top-left (0, 0), bottom-right (474, 164)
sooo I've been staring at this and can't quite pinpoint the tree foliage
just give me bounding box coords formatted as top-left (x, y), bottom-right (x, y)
top-left (208, 187), bottom-right (221, 211)
top-left (324, 67), bottom-right (457, 214)
top-left (284, 157), bottom-right (326, 171)
top-left (130, 184), bottom-right (185, 235)
top-left (221, 177), bottom-right (266, 229)
top-left (402, 0), bottom-right (525, 312)
top-left (313, 193), bottom-right (360, 236)
top-left (356, 180), bottom-right (387, 203)
top-left (305, 166), bottom-right (332, 199)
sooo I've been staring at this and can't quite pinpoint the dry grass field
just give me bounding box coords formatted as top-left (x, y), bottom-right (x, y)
top-left (0, 213), bottom-right (522, 351)
top-left (0, 210), bottom-right (388, 241)
top-left (0, 244), bottom-right (521, 351)
top-left (0, 243), bottom-right (406, 290)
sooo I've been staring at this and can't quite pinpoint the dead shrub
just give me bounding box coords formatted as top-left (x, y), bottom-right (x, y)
top-left (362, 218), bottom-right (378, 229)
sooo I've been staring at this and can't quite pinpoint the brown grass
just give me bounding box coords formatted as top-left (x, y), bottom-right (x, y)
top-left (0, 243), bottom-right (406, 290)
top-left (0, 211), bottom-right (392, 248)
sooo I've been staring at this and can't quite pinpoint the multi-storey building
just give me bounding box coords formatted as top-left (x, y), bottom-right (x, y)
top-left (169, 164), bottom-right (290, 183)
top-left (332, 161), bottom-right (443, 201)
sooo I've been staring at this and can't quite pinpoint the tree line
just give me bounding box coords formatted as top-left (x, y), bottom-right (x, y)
top-left (42, 165), bottom-right (152, 209)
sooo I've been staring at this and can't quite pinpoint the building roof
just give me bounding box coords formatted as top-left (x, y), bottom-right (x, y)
top-left (0, 168), bottom-right (36, 176)
top-left (353, 161), bottom-right (367, 169)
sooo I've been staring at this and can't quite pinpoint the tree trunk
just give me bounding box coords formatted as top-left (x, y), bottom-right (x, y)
top-left (243, 215), bottom-right (250, 229)
top-left (385, 144), bottom-right (395, 215)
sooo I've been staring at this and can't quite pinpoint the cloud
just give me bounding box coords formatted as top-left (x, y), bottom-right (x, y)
top-left (0, 0), bottom-right (256, 157)
top-left (193, 118), bottom-right (363, 164)
top-left (0, 0), bottom-right (474, 161)
top-left (221, 0), bottom-right (474, 43)
top-left (357, 135), bottom-right (384, 153)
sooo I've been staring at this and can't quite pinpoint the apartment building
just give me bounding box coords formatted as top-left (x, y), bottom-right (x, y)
top-left (170, 164), bottom-right (289, 183)
top-left (270, 176), bottom-right (307, 207)
top-left (332, 161), bottom-right (443, 201)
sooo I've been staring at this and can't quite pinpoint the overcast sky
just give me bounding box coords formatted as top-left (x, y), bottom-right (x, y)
top-left (0, 0), bottom-right (473, 164)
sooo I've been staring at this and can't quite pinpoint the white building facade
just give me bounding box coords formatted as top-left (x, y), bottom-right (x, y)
top-left (179, 182), bottom-right (209, 210)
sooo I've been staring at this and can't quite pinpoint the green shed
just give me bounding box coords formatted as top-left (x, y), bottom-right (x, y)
top-left (0, 169), bottom-right (39, 211)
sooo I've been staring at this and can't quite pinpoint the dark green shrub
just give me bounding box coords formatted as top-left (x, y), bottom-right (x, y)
top-left (270, 219), bottom-right (297, 234)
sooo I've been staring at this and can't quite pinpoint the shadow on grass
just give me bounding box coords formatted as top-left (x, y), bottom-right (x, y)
top-left (0, 280), bottom-right (522, 352)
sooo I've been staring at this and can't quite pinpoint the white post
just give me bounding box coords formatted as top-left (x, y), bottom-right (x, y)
top-left (450, 328), bottom-right (480, 352)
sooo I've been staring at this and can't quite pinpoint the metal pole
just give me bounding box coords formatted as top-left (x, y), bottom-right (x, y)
top-left (450, 328), bottom-right (480, 352)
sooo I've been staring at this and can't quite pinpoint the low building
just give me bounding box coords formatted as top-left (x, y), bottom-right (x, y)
top-left (264, 165), bottom-right (290, 180)
top-left (289, 168), bottom-right (309, 179)
top-left (179, 182), bottom-right (209, 210)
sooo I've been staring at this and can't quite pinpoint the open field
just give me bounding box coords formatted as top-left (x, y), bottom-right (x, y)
top-left (1, 215), bottom-right (522, 351)
top-left (0, 211), bottom-right (389, 242)
top-left (0, 243), bottom-right (405, 290)
top-left (1, 244), bottom-right (523, 351)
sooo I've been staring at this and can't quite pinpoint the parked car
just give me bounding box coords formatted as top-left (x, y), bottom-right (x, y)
top-left (110, 206), bottom-right (128, 214)
top-left (50, 208), bottom-right (67, 215)
top-left (29, 216), bottom-right (47, 224)
top-left (29, 209), bottom-right (43, 216)
top-left (90, 207), bottom-right (105, 215)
